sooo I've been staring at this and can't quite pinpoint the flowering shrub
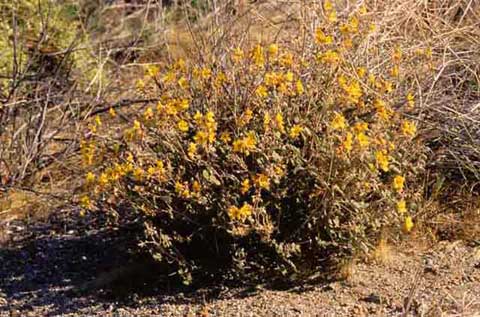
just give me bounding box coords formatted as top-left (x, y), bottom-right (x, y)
top-left (80, 2), bottom-right (429, 283)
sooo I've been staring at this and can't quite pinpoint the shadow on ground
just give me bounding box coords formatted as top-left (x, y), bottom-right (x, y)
top-left (0, 209), bottom-right (321, 316)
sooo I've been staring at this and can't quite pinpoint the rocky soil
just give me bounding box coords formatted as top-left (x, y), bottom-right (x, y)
top-left (1, 208), bottom-right (479, 317)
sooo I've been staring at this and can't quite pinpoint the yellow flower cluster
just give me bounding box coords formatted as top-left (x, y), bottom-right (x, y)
top-left (232, 131), bottom-right (257, 155)
top-left (228, 203), bottom-right (254, 222)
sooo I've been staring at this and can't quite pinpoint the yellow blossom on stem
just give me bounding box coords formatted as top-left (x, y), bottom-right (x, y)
top-left (401, 120), bottom-right (417, 137)
top-left (188, 142), bottom-right (197, 159)
top-left (342, 132), bottom-right (353, 152)
top-left (315, 28), bottom-right (333, 45)
top-left (268, 43), bottom-right (279, 56)
top-left (240, 179), bottom-right (251, 194)
top-left (375, 150), bottom-right (390, 172)
top-left (177, 120), bottom-right (189, 132)
top-left (80, 195), bottom-right (92, 209)
top-left (396, 199), bottom-right (407, 214)
top-left (252, 44), bottom-right (265, 67)
top-left (85, 172), bottom-right (95, 185)
top-left (220, 132), bottom-right (232, 144)
top-left (178, 76), bottom-right (188, 89)
top-left (238, 108), bottom-right (253, 127)
top-left (403, 216), bottom-right (414, 233)
top-left (289, 124), bottom-right (304, 139)
top-left (275, 113), bottom-right (285, 133)
top-left (331, 112), bottom-right (347, 130)
top-left (143, 107), bottom-right (154, 121)
top-left (296, 80), bottom-right (305, 95)
top-left (232, 131), bottom-right (257, 155)
top-left (254, 173), bottom-right (270, 190)
top-left (319, 50), bottom-right (340, 65)
top-left (406, 93), bottom-right (415, 108)
top-left (109, 108), bottom-right (116, 117)
top-left (263, 113), bottom-right (271, 131)
top-left (357, 132), bottom-right (370, 148)
top-left (175, 181), bottom-right (191, 199)
top-left (393, 175), bottom-right (405, 192)
top-left (255, 85), bottom-right (268, 98)
top-left (228, 203), bottom-right (254, 222)
top-left (192, 180), bottom-right (201, 193)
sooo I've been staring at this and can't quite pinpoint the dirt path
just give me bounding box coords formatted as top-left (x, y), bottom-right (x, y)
top-left (1, 209), bottom-right (479, 317)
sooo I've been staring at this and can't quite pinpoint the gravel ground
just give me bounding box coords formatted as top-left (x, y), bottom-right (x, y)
top-left (1, 209), bottom-right (479, 317)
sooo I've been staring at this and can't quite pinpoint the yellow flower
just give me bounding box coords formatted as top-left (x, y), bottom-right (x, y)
top-left (343, 79), bottom-right (362, 104)
top-left (240, 179), bottom-right (251, 194)
top-left (178, 76), bottom-right (188, 89)
top-left (279, 52), bottom-right (293, 67)
top-left (357, 132), bottom-right (370, 148)
top-left (252, 44), bottom-right (265, 67)
top-left (175, 181), bottom-right (191, 199)
top-left (327, 10), bottom-right (337, 23)
top-left (255, 85), bottom-right (268, 98)
top-left (232, 131), bottom-right (257, 155)
top-left (275, 113), bottom-right (285, 133)
top-left (289, 125), bottom-right (303, 139)
top-left (143, 107), bottom-right (154, 121)
top-left (268, 43), bottom-right (279, 56)
top-left (319, 50), bottom-right (340, 65)
top-left (263, 113), bottom-right (271, 130)
top-left (177, 120), bottom-right (189, 132)
top-left (295, 80), bottom-right (305, 95)
top-left (80, 195), bottom-right (92, 209)
top-left (228, 206), bottom-right (241, 220)
top-left (356, 67), bottom-right (366, 78)
top-left (239, 203), bottom-right (253, 218)
top-left (192, 180), bottom-right (201, 193)
top-left (401, 120), bottom-right (417, 137)
top-left (254, 173), bottom-right (270, 190)
top-left (391, 65), bottom-right (400, 77)
top-left (353, 122), bottom-right (369, 133)
top-left (396, 199), bottom-right (407, 214)
top-left (359, 5), bottom-right (367, 15)
top-left (162, 71), bottom-right (176, 83)
top-left (239, 108), bottom-right (253, 127)
top-left (97, 172), bottom-right (109, 188)
top-left (194, 131), bottom-right (208, 145)
top-left (109, 108), bottom-right (116, 117)
top-left (375, 150), bottom-right (390, 172)
top-left (406, 93), bottom-right (415, 108)
top-left (133, 167), bottom-right (144, 181)
top-left (178, 99), bottom-right (189, 111)
top-left (284, 71), bottom-right (294, 82)
top-left (146, 65), bottom-right (159, 77)
top-left (403, 216), bottom-right (414, 233)
top-left (85, 172), bottom-right (96, 185)
top-left (228, 203), bottom-right (253, 221)
top-left (220, 132), bottom-right (231, 144)
top-left (95, 115), bottom-right (102, 127)
top-left (393, 175), bottom-right (405, 192)
top-left (188, 142), bottom-right (197, 159)
top-left (374, 99), bottom-right (393, 121)
top-left (331, 112), bottom-right (347, 130)
top-left (201, 67), bottom-right (212, 80)
top-left (342, 132), bottom-right (353, 152)
top-left (315, 28), bottom-right (333, 45)
top-left (324, 0), bottom-right (333, 11)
